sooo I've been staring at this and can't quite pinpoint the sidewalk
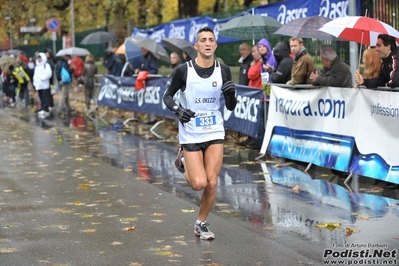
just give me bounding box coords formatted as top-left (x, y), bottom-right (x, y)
top-left (0, 110), bottom-right (321, 266)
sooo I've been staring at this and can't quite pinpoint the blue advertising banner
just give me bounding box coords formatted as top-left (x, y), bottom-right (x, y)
top-left (222, 85), bottom-right (263, 138)
top-left (97, 76), bottom-right (263, 138)
top-left (133, 0), bottom-right (361, 44)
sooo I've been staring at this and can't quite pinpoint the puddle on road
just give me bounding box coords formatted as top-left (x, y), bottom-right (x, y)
top-left (10, 108), bottom-right (399, 246)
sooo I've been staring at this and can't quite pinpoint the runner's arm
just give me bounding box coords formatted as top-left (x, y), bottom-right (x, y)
top-left (221, 64), bottom-right (237, 111)
top-left (163, 63), bottom-right (187, 111)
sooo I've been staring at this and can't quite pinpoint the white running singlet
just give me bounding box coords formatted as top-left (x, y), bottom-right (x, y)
top-left (178, 61), bottom-right (225, 144)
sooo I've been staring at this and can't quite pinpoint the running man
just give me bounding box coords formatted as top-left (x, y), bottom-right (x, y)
top-left (163, 27), bottom-right (237, 240)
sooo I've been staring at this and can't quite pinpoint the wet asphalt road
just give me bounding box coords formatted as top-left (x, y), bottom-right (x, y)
top-left (0, 104), bottom-right (398, 266)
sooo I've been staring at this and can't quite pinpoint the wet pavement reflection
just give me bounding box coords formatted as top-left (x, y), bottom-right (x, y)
top-left (7, 106), bottom-right (399, 254)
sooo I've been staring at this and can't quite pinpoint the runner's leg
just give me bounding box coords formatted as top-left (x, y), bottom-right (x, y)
top-left (198, 143), bottom-right (223, 222)
top-left (184, 143), bottom-right (223, 222)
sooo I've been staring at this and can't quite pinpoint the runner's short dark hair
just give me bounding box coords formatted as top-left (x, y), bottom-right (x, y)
top-left (196, 27), bottom-right (215, 42)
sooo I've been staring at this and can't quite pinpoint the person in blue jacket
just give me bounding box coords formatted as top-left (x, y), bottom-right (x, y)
top-left (102, 46), bottom-right (124, 76)
top-left (134, 48), bottom-right (158, 74)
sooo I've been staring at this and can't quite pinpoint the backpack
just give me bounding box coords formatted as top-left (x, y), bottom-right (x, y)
top-left (15, 66), bottom-right (30, 84)
top-left (12, 69), bottom-right (25, 85)
top-left (61, 63), bottom-right (71, 83)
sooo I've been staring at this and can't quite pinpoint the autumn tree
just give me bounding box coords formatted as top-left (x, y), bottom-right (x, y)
top-left (0, 0), bottom-right (251, 46)
top-left (178, 0), bottom-right (199, 18)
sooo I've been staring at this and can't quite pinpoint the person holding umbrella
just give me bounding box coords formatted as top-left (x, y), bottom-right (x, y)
top-left (134, 47), bottom-right (159, 123)
top-left (355, 34), bottom-right (399, 88)
top-left (102, 47), bottom-right (124, 77)
top-left (163, 27), bottom-right (237, 240)
top-left (134, 47), bottom-right (158, 75)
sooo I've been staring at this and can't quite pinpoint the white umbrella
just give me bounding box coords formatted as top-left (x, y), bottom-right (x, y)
top-left (318, 16), bottom-right (399, 68)
top-left (56, 47), bottom-right (91, 57)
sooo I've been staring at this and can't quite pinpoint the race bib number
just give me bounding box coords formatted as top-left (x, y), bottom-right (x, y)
top-left (193, 111), bottom-right (218, 132)
top-left (261, 72), bottom-right (269, 85)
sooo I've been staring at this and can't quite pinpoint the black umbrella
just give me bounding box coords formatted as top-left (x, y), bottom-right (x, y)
top-left (126, 36), bottom-right (170, 63)
top-left (161, 38), bottom-right (197, 60)
top-left (81, 31), bottom-right (117, 45)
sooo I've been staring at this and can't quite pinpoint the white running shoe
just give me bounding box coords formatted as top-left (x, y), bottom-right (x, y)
top-left (194, 222), bottom-right (215, 240)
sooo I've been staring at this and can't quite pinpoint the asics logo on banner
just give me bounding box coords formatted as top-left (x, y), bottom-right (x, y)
top-left (212, 24), bottom-right (221, 40)
top-left (149, 29), bottom-right (166, 42)
top-left (277, 5), bottom-right (308, 24)
top-left (234, 95), bottom-right (261, 123)
top-left (168, 24), bottom-right (185, 39)
top-left (319, 0), bottom-right (349, 19)
top-left (98, 78), bottom-right (118, 101)
top-left (189, 21), bottom-right (208, 43)
top-left (99, 78), bottom-right (161, 106)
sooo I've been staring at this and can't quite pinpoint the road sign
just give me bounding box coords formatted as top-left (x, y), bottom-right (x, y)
top-left (46, 17), bottom-right (61, 32)
top-left (20, 26), bottom-right (43, 33)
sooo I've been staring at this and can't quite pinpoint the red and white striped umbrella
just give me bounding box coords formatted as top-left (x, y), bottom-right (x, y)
top-left (318, 16), bottom-right (399, 46)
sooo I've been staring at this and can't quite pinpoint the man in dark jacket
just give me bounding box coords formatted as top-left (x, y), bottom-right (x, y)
top-left (269, 41), bottom-right (293, 84)
top-left (134, 48), bottom-right (158, 74)
top-left (103, 47), bottom-right (124, 76)
top-left (238, 42), bottom-right (253, 85)
top-left (55, 54), bottom-right (74, 115)
top-left (355, 34), bottom-right (399, 88)
top-left (310, 47), bottom-right (352, 88)
top-left (45, 48), bottom-right (57, 110)
top-left (236, 42), bottom-right (253, 147)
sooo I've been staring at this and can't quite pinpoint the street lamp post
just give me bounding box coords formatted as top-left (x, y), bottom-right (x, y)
top-left (6, 18), bottom-right (13, 50)
top-left (8, 0), bottom-right (13, 49)
top-left (71, 0), bottom-right (75, 47)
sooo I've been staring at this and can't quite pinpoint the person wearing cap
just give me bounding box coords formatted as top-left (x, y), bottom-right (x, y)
top-left (55, 54), bottom-right (74, 116)
top-left (102, 46), bottom-right (124, 76)
top-left (33, 53), bottom-right (52, 119)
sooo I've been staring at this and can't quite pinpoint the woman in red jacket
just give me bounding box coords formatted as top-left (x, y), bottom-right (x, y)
top-left (247, 45), bottom-right (262, 89)
top-left (70, 56), bottom-right (84, 91)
